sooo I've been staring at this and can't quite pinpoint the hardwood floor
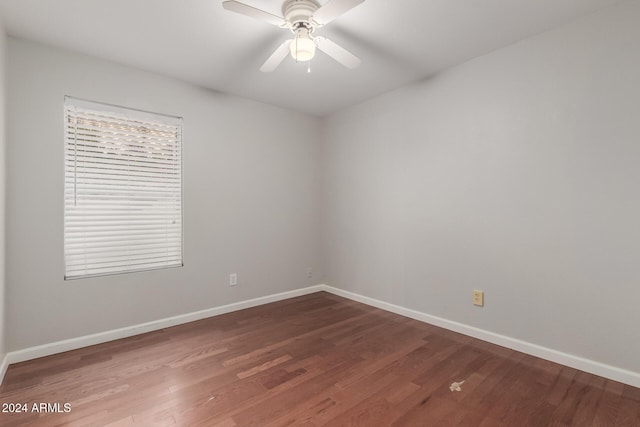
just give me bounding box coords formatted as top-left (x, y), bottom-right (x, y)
top-left (1, 292), bottom-right (638, 426)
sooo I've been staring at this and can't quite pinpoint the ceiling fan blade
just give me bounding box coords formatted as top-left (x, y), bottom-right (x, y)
top-left (313, 0), bottom-right (365, 25)
top-left (260, 40), bottom-right (292, 72)
top-left (222, 1), bottom-right (285, 27)
top-left (315, 37), bottom-right (361, 69)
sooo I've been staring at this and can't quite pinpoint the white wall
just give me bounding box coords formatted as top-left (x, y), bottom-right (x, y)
top-left (0, 20), bottom-right (7, 367)
top-left (6, 38), bottom-right (322, 351)
top-left (321, 0), bottom-right (640, 374)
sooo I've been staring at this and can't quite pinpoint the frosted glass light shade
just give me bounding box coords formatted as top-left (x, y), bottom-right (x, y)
top-left (290, 34), bottom-right (316, 62)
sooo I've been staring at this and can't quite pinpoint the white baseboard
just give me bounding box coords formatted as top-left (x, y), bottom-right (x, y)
top-left (2, 283), bottom-right (639, 389)
top-left (3, 285), bottom-right (325, 378)
top-left (320, 285), bottom-right (640, 389)
top-left (0, 353), bottom-right (8, 385)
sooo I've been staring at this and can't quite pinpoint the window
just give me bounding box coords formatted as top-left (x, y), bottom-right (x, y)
top-left (64, 97), bottom-right (183, 279)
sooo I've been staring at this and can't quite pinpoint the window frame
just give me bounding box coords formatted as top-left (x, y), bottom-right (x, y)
top-left (63, 96), bottom-right (184, 280)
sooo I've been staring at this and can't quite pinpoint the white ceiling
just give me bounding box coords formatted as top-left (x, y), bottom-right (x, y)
top-left (0, 0), bottom-right (626, 116)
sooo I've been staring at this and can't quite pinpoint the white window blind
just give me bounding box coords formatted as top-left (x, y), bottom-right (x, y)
top-left (64, 97), bottom-right (183, 279)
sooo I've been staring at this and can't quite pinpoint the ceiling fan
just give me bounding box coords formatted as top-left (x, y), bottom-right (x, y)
top-left (222, 0), bottom-right (365, 72)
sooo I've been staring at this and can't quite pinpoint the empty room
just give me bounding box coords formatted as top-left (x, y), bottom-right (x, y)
top-left (0, 0), bottom-right (639, 425)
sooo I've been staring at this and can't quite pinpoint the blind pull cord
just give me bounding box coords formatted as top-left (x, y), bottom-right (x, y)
top-left (73, 109), bottom-right (78, 207)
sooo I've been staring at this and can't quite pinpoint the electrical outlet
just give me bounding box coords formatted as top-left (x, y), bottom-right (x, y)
top-left (229, 273), bottom-right (238, 286)
top-left (307, 268), bottom-right (313, 279)
top-left (473, 290), bottom-right (484, 307)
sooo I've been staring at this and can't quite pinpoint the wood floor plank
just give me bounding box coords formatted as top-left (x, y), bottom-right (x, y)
top-left (1, 291), bottom-right (637, 426)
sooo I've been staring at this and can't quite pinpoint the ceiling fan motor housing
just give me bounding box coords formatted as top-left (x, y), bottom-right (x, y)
top-left (283, 0), bottom-right (320, 27)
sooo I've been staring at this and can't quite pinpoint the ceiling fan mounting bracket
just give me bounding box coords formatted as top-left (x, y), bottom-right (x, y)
top-left (291, 21), bottom-right (314, 34)
top-left (282, 0), bottom-right (320, 27)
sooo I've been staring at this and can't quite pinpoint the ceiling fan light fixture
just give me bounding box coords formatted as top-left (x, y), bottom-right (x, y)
top-left (290, 28), bottom-right (316, 62)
